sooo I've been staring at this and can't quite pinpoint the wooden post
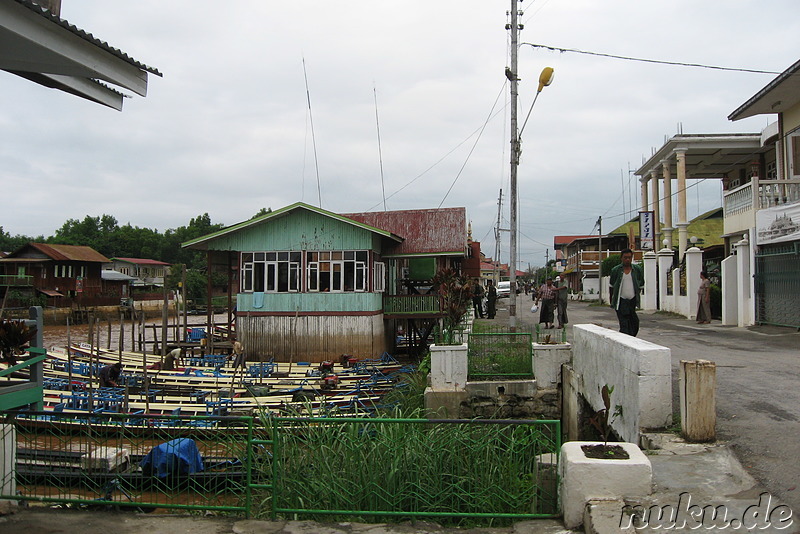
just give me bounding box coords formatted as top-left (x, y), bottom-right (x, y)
top-left (66, 316), bottom-right (73, 393)
top-left (206, 251), bottom-right (213, 354)
top-left (680, 359), bottom-right (716, 442)
top-left (182, 264), bottom-right (188, 343)
top-left (107, 319), bottom-right (112, 350)
top-left (87, 315), bottom-right (94, 345)
top-left (161, 276), bottom-right (168, 363)
top-left (118, 310), bottom-right (124, 364)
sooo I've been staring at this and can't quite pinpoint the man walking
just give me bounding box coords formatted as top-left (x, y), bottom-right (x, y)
top-left (609, 248), bottom-right (644, 336)
top-left (486, 280), bottom-right (498, 319)
top-left (472, 279), bottom-right (485, 318)
top-left (555, 276), bottom-right (569, 329)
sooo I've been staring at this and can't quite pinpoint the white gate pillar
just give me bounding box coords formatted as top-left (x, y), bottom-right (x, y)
top-left (734, 235), bottom-right (752, 327)
top-left (721, 255), bottom-right (738, 326)
top-left (642, 251), bottom-right (657, 310)
top-left (657, 247), bottom-right (673, 311)
top-left (685, 246), bottom-right (703, 320)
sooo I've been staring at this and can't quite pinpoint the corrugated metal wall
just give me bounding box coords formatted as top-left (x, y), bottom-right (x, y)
top-left (238, 314), bottom-right (387, 362)
top-left (208, 210), bottom-right (377, 252)
top-left (238, 292), bottom-right (382, 313)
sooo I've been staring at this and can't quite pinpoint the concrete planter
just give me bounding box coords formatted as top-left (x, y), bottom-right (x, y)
top-left (532, 342), bottom-right (571, 388)
top-left (428, 343), bottom-right (468, 391)
top-left (559, 441), bottom-right (652, 529)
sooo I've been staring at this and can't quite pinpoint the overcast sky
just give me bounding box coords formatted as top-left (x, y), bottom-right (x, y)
top-left (3, 1), bottom-right (798, 268)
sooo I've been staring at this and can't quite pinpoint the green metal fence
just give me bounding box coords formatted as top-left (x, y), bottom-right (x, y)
top-left (2, 412), bottom-right (255, 514)
top-left (2, 413), bottom-right (560, 524)
top-left (467, 332), bottom-right (534, 380)
top-left (254, 416), bottom-right (560, 523)
top-left (755, 244), bottom-right (800, 328)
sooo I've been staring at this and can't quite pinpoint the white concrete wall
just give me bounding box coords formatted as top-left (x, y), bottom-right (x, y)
top-left (572, 324), bottom-right (672, 443)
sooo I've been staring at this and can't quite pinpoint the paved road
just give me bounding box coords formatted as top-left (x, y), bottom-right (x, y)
top-left (502, 296), bottom-right (800, 514)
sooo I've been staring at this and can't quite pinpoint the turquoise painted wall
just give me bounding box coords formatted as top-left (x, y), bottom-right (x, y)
top-left (238, 291), bottom-right (383, 313)
top-left (207, 210), bottom-right (378, 252)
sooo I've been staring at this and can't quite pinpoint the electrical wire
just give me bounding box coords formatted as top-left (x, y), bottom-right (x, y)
top-left (438, 84), bottom-right (507, 208)
top-left (522, 43), bottom-right (782, 75)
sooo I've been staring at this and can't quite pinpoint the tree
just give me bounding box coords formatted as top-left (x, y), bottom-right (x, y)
top-left (431, 268), bottom-right (473, 344)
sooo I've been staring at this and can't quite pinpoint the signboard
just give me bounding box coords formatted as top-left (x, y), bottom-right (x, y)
top-left (756, 202), bottom-right (800, 245)
top-left (76, 276), bottom-right (84, 293)
top-left (639, 211), bottom-right (655, 250)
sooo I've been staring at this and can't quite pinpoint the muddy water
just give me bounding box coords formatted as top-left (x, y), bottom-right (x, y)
top-left (42, 314), bottom-right (230, 352)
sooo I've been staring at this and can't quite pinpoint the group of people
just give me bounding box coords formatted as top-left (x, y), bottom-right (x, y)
top-left (534, 276), bottom-right (570, 329)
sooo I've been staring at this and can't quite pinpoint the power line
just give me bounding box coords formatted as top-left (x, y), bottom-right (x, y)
top-left (522, 43), bottom-right (782, 75)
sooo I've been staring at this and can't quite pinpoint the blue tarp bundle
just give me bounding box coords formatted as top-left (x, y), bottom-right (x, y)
top-left (140, 438), bottom-right (204, 478)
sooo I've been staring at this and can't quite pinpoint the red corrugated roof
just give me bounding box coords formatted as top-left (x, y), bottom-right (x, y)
top-left (342, 207), bottom-right (467, 257)
top-left (554, 235), bottom-right (596, 246)
top-left (112, 257), bottom-right (170, 266)
top-left (26, 243), bottom-right (110, 262)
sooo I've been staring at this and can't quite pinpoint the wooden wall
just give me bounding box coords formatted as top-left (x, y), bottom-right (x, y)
top-left (237, 313), bottom-right (387, 363)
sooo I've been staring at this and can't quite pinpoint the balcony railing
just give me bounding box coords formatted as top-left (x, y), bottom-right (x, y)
top-left (724, 179), bottom-right (800, 217)
top-left (0, 274), bottom-right (33, 286)
top-left (383, 294), bottom-right (442, 315)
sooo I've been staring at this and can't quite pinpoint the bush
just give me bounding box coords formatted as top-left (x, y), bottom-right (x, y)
top-left (601, 254), bottom-right (621, 276)
top-left (710, 284), bottom-right (721, 319)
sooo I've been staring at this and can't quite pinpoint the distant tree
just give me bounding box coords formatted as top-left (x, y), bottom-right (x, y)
top-left (601, 254), bottom-right (621, 277)
top-left (0, 226), bottom-right (35, 253)
top-left (250, 207), bottom-right (272, 219)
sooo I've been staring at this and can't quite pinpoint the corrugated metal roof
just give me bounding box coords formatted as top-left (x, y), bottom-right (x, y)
top-left (101, 269), bottom-right (136, 281)
top-left (342, 207), bottom-right (467, 257)
top-left (14, 0), bottom-right (162, 77)
top-left (28, 243), bottom-right (111, 262)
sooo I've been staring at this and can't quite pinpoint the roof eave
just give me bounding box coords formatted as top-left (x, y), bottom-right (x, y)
top-left (0, 1), bottom-right (158, 99)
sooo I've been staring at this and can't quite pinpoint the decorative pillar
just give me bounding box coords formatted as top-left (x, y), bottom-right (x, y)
top-left (720, 254), bottom-right (738, 326)
top-left (650, 171), bottom-right (660, 246)
top-left (685, 246), bottom-right (703, 319)
top-left (642, 251), bottom-right (657, 310)
top-left (676, 150), bottom-right (689, 259)
top-left (661, 159), bottom-right (673, 250)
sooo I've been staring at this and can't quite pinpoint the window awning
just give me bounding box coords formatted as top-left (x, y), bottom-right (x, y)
top-left (37, 288), bottom-right (63, 297)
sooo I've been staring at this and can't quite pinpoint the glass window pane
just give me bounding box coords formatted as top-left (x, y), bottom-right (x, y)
top-left (357, 251), bottom-right (368, 262)
top-left (266, 264), bottom-right (276, 291)
top-left (265, 252), bottom-right (276, 261)
top-left (278, 251), bottom-right (289, 261)
top-left (332, 251), bottom-right (343, 260)
top-left (254, 263), bottom-right (265, 292)
top-left (344, 251), bottom-right (354, 260)
top-left (255, 252), bottom-right (266, 262)
top-left (278, 263), bottom-right (289, 292)
top-left (242, 253), bottom-right (253, 262)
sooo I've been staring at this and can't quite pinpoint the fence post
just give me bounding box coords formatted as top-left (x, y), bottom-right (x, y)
top-left (680, 359), bottom-right (716, 442)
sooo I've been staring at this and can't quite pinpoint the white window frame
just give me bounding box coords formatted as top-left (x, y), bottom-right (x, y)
top-left (373, 261), bottom-right (386, 292)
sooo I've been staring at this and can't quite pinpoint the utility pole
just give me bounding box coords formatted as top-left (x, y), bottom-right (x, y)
top-left (508, 0), bottom-right (520, 331)
top-left (597, 216), bottom-right (603, 304)
top-left (494, 189), bottom-right (503, 284)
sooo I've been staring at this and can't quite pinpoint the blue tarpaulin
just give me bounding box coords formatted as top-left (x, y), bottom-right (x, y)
top-left (140, 438), bottom-right (204, 478)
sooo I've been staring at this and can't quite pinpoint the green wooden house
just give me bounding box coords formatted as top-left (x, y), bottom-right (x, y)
top-left (183, 202), bottom-right (468, 361)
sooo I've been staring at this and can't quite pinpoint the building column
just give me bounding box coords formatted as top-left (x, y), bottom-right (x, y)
top-left (650, 170), bottom-right (661, 247)
top-left (661, 159), bottom-right (674, 250)
top-left (640, 175), bottom-right (649, 213)
top-left (657, 246), bottom-right (673, 311)
top-left (676, 150), bottom-right (689, 259)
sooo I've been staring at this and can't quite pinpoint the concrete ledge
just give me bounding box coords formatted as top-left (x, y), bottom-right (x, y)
top-left (423, 388), bottom-right (467, 418)
top-left (573, 324), bottom-right (672, 442)
top-left (560, 441), bottom-right (652, 530)
top-left (465, 380), bottom-right (537, 398)
top-left (585, 498), bottom-right (636, 534)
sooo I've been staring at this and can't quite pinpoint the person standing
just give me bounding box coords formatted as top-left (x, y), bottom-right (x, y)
top-left (555, 276), bottom-right (569, 329)
top-left (536, 278), bottom-right (557, 329)
top-left (472, 280), bottom-right (485, 318)
top-left (486, 280), bottom-right (498, 319)
top-left (696, 271), bottom-right (712, 324)
top-left (609, 248), bottom-right (644, 336)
